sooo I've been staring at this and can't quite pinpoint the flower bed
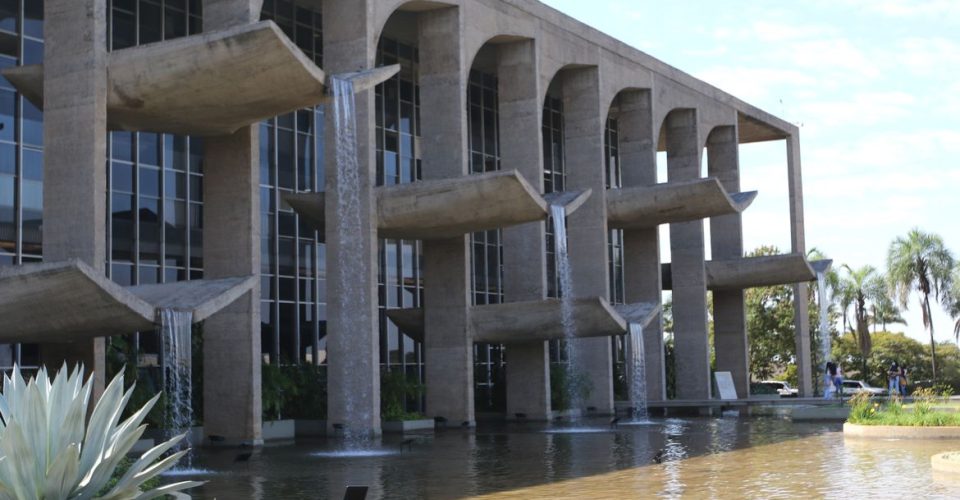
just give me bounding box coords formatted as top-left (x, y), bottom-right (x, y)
top-left (847, 389), bottom-right (960, 427)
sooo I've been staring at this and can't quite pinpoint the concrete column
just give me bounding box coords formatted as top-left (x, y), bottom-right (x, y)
top-left (418, 7), bottom-right (474, 426)
top-left (665, 109), bottom-right (711, 400)
top-left (201, 0), bottom-right (261, 446)
top-left (707, 125), bottom-right (749, 399)
top-left (786, 134), bottom-right (813, 397)
top-left (322, 0), bottom-right (381, 435)
top-left (562, 68), bottom-right (613, 413)
top-left (40, 0), bottom-right (108, 395)
top-left (618, 90), bottom-right (666, 402)
top-left (498, 40), bottom-right (551, 420)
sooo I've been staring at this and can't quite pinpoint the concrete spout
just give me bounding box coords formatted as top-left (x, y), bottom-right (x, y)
top-left (286, 170), bottom-right (583, 240)
top-left (1, 21), bottom-right (399, 137)
top-left (607, 178), bottom-right (756, 229)
top-left (0, 260), bottom-right (256, 343)
top-left (661, 253), bottom-right (817, 290)
top-left (384, 297), bottom-right (628, 344)
top-left (325, 65), bottom-right (401, 98)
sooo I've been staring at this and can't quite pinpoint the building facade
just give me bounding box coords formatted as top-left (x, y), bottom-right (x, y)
top-left (0, 0), bottom-right (813, 441)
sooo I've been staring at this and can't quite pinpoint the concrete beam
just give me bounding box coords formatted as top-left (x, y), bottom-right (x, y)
top-left (40, 0), bottom-right (111, 395)
top-left (664, 108), bottom-right (711, 400)
top-left (0, 260), bottom-right (255, 343)
top-left (606, 178), bottom-right (756, 229)
top-left (284, 171), bottom-right (592, 240)
top-left (322, 0), bottom-right (381, 437)
top-left (707, 125), bottom-right (749, 400)
top-left (418, 5), bottom-right (475, 427)
top-left (200, 0), bottom-right (262, 447)
top-left (618, 89), bottom-right (666, 403)
top-left (562, 66), bottom-right (614, 414)
top-left (497, 39), bottom-right (552, 421)
top-left (384, 297), bottom-right (628, 344)
top-left (3, 22), bottom-right (398, 137)
top-left (660, 254), bottom-right (820, 290)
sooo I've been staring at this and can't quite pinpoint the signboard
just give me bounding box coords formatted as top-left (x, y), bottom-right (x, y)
top-left (715, 371), bottom-right (738, 400)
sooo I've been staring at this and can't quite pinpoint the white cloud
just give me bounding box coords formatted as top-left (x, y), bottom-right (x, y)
top-left (751, 21), bottom-right (836, 42)
top-left (794, 91), bottom-right (916, 128)
top-left (842, 0), bottom-right (960, 19)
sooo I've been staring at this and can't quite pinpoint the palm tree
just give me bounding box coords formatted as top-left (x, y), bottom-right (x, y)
top-left (945, 264), bottom-right (960, 342)
top-left (840, 264), bottom-right (885, 376)
top-left (887, 229), bottom-right (955, 382)
top-left (871, 293), bottom-right (907, 332)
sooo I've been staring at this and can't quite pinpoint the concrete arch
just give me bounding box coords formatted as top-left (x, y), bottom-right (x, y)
top-left (655, 107), bottom-right (697, 156)
top-left (540, 63), bottom-right (599, 106)
top-left (372, 0), bottom-right (461, 45)
top-left (704, 124), bottom-right (738, 147)
top-left (465, 34), bottom-right (535, 76)
top-left (603, 87), bottom-right (649, 123)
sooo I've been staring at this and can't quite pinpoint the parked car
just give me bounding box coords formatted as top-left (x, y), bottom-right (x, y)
top-left (758, 380), bottom-right (799, 398)
top-left (840, 380), bottom-right (886, 396)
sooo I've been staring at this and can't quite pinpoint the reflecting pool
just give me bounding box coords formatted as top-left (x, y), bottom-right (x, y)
top-left (178, 412), bottom-right (960, 499)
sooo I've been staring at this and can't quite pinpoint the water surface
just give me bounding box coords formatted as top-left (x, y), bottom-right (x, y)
top-left (177, 414), bottom-right (960, 499)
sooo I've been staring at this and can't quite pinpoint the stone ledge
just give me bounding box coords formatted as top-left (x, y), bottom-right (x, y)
top-left (932, 452), bottom-right (960, 474)
top-left (382, 419), bottom-right (435, 433)
top-left (843, 422), bottom-right (960, 439)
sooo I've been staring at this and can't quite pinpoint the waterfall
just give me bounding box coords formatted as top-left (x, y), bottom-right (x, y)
top-left (158, 308), bottom-right (194, 464)
top-left (331, 76), bottom-right (371, 448)
top-left (816, 270), bottom-right (831, 394)
top-left (550, 204), bottom-right (581, 413)
top-left (627, 323), bottom-right (648, 420)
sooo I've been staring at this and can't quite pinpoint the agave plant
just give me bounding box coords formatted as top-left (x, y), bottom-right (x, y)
top-left (0, 365), bottom-right (201, 499)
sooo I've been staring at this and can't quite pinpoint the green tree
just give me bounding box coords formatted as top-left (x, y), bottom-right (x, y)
top-left (838, 264), bottom-right (886, 375)
top-left (745, 246), bottom-right (833, 384)
top-left (945, 264), bottom-right (960, 342)
top-left (887, 229), bottom-right (955, 381)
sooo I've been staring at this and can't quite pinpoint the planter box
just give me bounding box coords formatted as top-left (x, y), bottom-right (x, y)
top-left (295, 419), bottom-right (327, 437)
top-left (844, 422), bottom-right (960, 439)
top-left (382, 419), bottom-right (435, 433)
top-left (262, 419), bottom-right (296, 441)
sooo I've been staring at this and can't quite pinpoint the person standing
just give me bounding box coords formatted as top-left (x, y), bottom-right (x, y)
top-left (825, 362), bottom-right (838, 399)
top-left (888, 361), bottom-right (901, 396)
top-left (899, 366), bottom-right (909, 396)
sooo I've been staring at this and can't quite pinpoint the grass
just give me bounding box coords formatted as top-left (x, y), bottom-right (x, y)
top-left (847, 388), bottom-right (960, 426)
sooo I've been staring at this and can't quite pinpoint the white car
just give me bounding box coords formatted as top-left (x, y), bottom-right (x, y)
top-left (840, 380), bottom-right (887, 396)
top-left (759, 380), bottom-right (799, 398)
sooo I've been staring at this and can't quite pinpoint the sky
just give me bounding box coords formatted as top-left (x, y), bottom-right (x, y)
top-left (540, 0), bottom-right (960, 344)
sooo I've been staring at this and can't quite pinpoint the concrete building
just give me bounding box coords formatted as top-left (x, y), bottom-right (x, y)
top-left (0, 0), bottom-right (817, 441)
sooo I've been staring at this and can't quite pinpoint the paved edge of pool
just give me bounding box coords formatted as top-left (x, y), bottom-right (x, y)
top-left (844, 422), bottom-right (960, 439)
top-left (932, 452), bottom-right (960, 474)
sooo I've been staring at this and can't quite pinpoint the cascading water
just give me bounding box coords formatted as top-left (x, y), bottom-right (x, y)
top-left (627, 322), bottom-right (648, 421)
top-left (331, 76), bottom-right (372, 449)
top-left (550, 204), bottom-right (581, 413)
top-left (816, 269), bottom-right (831, 395)
top-left (158, 308), bottom-right (194, 466)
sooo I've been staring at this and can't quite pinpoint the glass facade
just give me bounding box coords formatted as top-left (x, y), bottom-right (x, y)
top-left (542, 93), bottom-right (569, 364)
top-left (0, 1), bottom-right (330, 368)
top-left (375, 37), bottom-right (426, 400)
top-left (259, 1), bottom-right (326, 365)
top-left (468, 69), bottom-right (506, 412)
top-left (0, 0), bottom-right (43, 368)
top-left (605, 116), bottom-right (627, 393)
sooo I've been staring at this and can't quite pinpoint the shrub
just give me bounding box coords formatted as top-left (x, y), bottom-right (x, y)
top-left (0, 365), bottom-right (201, 499)
top-left (550, 364), bottom-right (592, 412)
top-left (380, 370), bottom-right (424, 422)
